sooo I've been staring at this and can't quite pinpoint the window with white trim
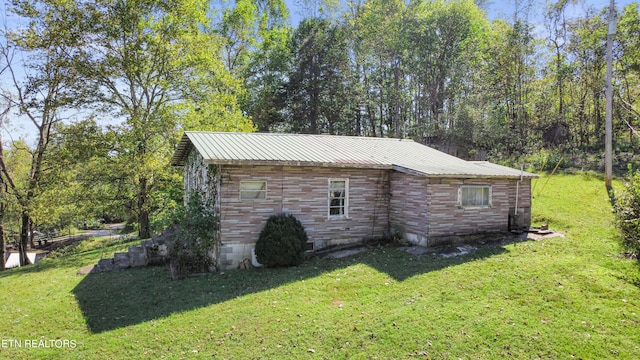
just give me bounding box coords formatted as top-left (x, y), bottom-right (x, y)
top-left (458, 185), bottom-right (491, 207)
top-left (328, 179), bottom-right (348, 218)
top-left (240, 181), bottom-right (267, 200)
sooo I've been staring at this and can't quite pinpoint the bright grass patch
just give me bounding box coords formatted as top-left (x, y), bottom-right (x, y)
top-left (0, 173), bottom-right (639, 359)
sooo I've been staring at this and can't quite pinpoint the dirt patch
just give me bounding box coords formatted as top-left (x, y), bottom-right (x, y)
top-left (526, 228), bottom-right (565, 241)
top-left (77, 264), bottom-right (95, 275)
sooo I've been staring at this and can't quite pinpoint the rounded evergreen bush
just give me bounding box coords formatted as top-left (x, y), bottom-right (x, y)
top-left (255, 213), bottom-right (308, 267)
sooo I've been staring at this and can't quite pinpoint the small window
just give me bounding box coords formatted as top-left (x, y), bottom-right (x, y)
top-left (459, 185), bottom-right (491, 207)
top-left (328, 179), bottom-right (348, 218)
top-left (240, 181), bottom-right (267, 200)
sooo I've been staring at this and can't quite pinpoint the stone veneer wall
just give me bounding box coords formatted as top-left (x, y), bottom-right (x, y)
top-left (427, 178), bottom-right (512, 238)
top-left (183, 150), bottom-right (222, 268)
top-left (389, 172), bottom-right (429, 246)
top-left (182, 151), bottom-right (533, 270)
top-left (183, 150), bottom-right (221, 210)
top-left (389, 173), bottom-right (532, 247)
top-left (508, 178), bottom-right (532, 229)
top-left (217, 165), bottom-right (390, 269)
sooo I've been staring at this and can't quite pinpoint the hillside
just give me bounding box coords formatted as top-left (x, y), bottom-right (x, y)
top-left (0, 173), bottom-right (638, 359)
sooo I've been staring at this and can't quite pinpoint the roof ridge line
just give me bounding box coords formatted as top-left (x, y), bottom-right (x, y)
top-left (183, 131), bottom-right (415, 142)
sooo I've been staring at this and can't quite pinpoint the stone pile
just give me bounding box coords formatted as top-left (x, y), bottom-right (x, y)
top-left (92, 229), bottom-right (175, 273)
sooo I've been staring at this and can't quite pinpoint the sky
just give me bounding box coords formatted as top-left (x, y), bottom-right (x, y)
top-left (0, 0), bottom-right (637, 146)
top-left (283, 0), bottom-right (636, 24)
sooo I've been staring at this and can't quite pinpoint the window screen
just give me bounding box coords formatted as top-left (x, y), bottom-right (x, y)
top-left (240, 181), bottom-right (267, 200)
top-left (459, 185), bottom-right (490, 207)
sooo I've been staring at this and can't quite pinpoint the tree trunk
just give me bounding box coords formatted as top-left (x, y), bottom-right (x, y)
top-left (0, 225), bottom-right (5, 271)
top-left (393, 61), bottom-right (401, 138)
top-left (594, 90), bottom-right (603, 146)
top-left (0, 180), bottom-right (5, 271)
top-left (29, 218), bottom-right (35, 249)
top-left (19, 212), bottom-right (32, 266)
top-left (0, 213), bottom-right (5, 271)
top-left (138, 177), bottom-right (151, 239)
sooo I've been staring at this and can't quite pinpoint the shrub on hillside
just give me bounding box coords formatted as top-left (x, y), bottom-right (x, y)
top-left (613, 169), bottom-right (640, 258)
top-left (255, 213), bottom-right (308, 267)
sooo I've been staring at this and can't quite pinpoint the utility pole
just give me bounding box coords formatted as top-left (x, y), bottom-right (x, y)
top-left (605, 0), bottom-right (616, 192)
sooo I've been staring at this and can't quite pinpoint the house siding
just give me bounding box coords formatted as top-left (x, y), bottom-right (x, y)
top-left (390, 174), bottom-right (532, 247)
top-left (389, 172), bottom-right (430, 246)
top-left (427, 178), bottom-right (511, 240)
top-left (217, 165), bottom-right (389, 269)
top-left (182, 149), bottom-right (533, 270)
top-left (508, 178), bottom-right (532, 228)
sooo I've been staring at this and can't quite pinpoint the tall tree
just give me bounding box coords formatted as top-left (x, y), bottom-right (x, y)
top-left (1, 0), bottom-right (80, 264)
top-left (0, 106), bottom-right (8, 271)
top-left (286, 18), bottom-right (354, 134)
top-left (32, 119), bottom-right (124, 230)
top-left (218, 0), bottom-right (292, 131)
top-left (616, 3), bottom-right (640, 143)
top-left (545, 1), bottom-right (572, 121)
top-left (69, 0), bottom-right (251, 238)
top-left (405, 0), bottom-right (489, 146)
top-left (0, 173), bottom-right (5, 271)
top-left (355, 0), bottom-right (407, 138)
top-left (565, 7), bottom-right (607, 149)
top-left (482, 18), bottom-right (537, 154)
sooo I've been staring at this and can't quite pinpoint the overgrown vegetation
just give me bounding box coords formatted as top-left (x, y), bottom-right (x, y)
top-left (255, 213), bottom-right (308, 267)
top-left (169, 192), bottom-right (219, 278)
top-left (614, 169), bottom-right (640, 259)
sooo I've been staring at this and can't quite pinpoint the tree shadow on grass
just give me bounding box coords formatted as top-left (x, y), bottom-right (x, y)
top-left (0, 237), bottom-right (141, 280)
top-left (617, 261), bottom-right (640, 289)
top-left (73, 242), bottom-right (512, 333)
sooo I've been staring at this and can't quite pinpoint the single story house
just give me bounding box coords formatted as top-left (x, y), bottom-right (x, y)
top-left (171, 132), bottom-right (537, 270)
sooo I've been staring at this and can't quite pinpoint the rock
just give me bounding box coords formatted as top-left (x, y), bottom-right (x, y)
top-left (113, 252), bottom-right (130, 269)
top-left (94, 258), bottom-right (114, 272)
top-left (145, 239), bottom-right (170, 265)
top-left (128, 246), bottom-right (147, 267)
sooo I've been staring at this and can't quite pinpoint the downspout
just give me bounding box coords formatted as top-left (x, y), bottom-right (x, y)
top-left (515, 175), bottom-right (520, 216)
top-left (512, 165), bottom-right (524, 231)
top-left (386, 171), bottom-right (392, 237)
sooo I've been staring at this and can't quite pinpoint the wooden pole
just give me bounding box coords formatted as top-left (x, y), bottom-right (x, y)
top-left (605, 0), bottom-right (616, 192)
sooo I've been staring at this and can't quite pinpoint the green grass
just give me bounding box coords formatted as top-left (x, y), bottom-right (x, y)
top-left (1, 173), bottom-right (639, 359)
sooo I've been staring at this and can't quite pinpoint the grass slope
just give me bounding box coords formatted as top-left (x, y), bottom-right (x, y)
top-left (0, 173), bottom-right (639, 359)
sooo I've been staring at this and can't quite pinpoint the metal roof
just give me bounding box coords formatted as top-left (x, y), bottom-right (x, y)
top-left (171, 132), bottom-right (538, 179)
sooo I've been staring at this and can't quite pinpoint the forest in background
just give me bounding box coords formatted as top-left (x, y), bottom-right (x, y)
top-left (0, 0), bottom-right (639, 266)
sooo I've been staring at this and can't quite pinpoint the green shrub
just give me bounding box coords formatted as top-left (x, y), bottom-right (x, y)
top-left (255, 213), bottom-right (308, 267)
top-left (524, 148), bottom-right (566, 173)
top-left (170, 192), bottom-right (219, 278)
top-left (613, 169), bottom-right (640, 257)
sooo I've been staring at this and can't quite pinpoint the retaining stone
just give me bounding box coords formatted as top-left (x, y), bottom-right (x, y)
top-left (128, 246), bottom-right (147, 267)
top-left (113, 252), bottom-right (130, 269)
top-left (94, 258), bottom-right (114, 272)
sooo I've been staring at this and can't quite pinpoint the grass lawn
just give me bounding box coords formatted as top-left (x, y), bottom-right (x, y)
top-left (1, 173), bottom-right (639, 359)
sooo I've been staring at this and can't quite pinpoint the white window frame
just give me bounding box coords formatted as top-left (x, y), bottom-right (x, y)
top-left (458, 185), bottom-right (492, 208)
top-left (328, 178), bottom-right (349, 219)
top-left (240, 180), bottom-right (267, 200)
